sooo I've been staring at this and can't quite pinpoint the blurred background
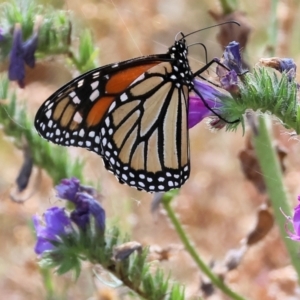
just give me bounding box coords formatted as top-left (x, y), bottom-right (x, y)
top-left (1, 0), bottom-right (300, 299)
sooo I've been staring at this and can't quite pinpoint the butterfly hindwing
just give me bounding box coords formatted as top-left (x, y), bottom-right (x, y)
top-left (99, 62), bottom-right (190, 191)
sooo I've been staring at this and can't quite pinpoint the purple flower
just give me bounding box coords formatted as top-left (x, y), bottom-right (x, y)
top-left (8, 24), bottom-right (38, 88)
top-left (71, 192), bottom-right (106, 231)
top-left (216, 42), bottom-right (248, 95)
top-left (56, 177), bottom-right (80, 202)
top-left (219, 70), bottom-right (239, 95)
top-left (282, 197), bottom-right (300, 241)
top-left (33, 207), bottom-right (73, 255)
top-left (56, 178), bottom-right (106, 232)
top-left (188, 79), bottom-right (227, 129)
top-left (222, 41), bottom-right (246, 75)
top-left (215, 41), bottom-right (247, 95)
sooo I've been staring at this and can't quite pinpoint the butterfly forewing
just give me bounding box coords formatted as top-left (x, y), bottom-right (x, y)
top-left (35, 41), bottom-right (193, 192)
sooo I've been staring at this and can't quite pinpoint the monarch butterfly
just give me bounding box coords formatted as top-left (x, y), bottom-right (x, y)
top-left (34, 24), bottom-right (238, 193)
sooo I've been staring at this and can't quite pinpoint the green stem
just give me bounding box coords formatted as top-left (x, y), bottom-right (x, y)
top-left (40, 267), bottom-right (54, 300)
top-left (252, 117), bottom-right (300, 281)
top-left (162, 199), bottom-right (245, 300)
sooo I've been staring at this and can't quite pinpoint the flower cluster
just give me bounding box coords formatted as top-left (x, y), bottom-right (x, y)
top-left (8, 24), bottom-right (38, 88)
top-left (56, 178), bottom-right (105, 232)
top-left (33, 178), bottom-right (105, 257)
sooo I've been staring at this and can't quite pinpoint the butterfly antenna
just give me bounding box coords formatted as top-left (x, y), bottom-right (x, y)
top-left (178, 21), bottom-right (240, 41)
top-left (188, 42), bottom-right (208, 64)
top-left (175, 31), bottom-right (185, 41)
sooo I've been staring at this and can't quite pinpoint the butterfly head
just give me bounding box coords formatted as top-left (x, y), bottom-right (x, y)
top-left (167, 39), bottom-right (193, 90)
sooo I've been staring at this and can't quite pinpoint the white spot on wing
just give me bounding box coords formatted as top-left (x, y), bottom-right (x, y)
top-left (77, 79), bottom-right (84, 87)
top-left (90, 89), bottom-right (100, 102)
top-left (89, 131), bottom-right (95, 138)
top-left (92, 71), bottom-right (100, 78)
top-left (73, 96), bottom-right (80, 104)
top-left (46, 110), bottom-right (52, 119)
top-left (108, 102), bottom-right (116, 112)
top-left (69, 91), bottom-right (76, 98)
top-left (73, 112), bottom-right (83, 123)
top-left (48, 102), bottom-right (54, 109)
top-left (79, 128), bottom-right (85, 137)
top-left (91, 81), bottom-right (99, 90)
top-left (120, 93), bottom-right (128, 102)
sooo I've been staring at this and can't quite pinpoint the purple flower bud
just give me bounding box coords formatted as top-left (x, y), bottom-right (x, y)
top-left (222, 41), bottom-right (246, 75)
top-left (33, 207), bottom-right (73, 255)
top-left (188, 80), bottom-right (226, 129)
top-left (71, 192), bottom-right (106, 232)
top-left (8, 24), bottom-right (38, 88)
top-left (56, 177), bottom-right (80, 202)
top-left (260, 57), bottom-right (296, 82)
top-left (8, 24), bottom-right (25, 88)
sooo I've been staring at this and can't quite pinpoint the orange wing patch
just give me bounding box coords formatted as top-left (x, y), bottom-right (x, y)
top-left (87, 96), bottom-right (115, 127)
top-left (105, 62), bottom-right (160, 94)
